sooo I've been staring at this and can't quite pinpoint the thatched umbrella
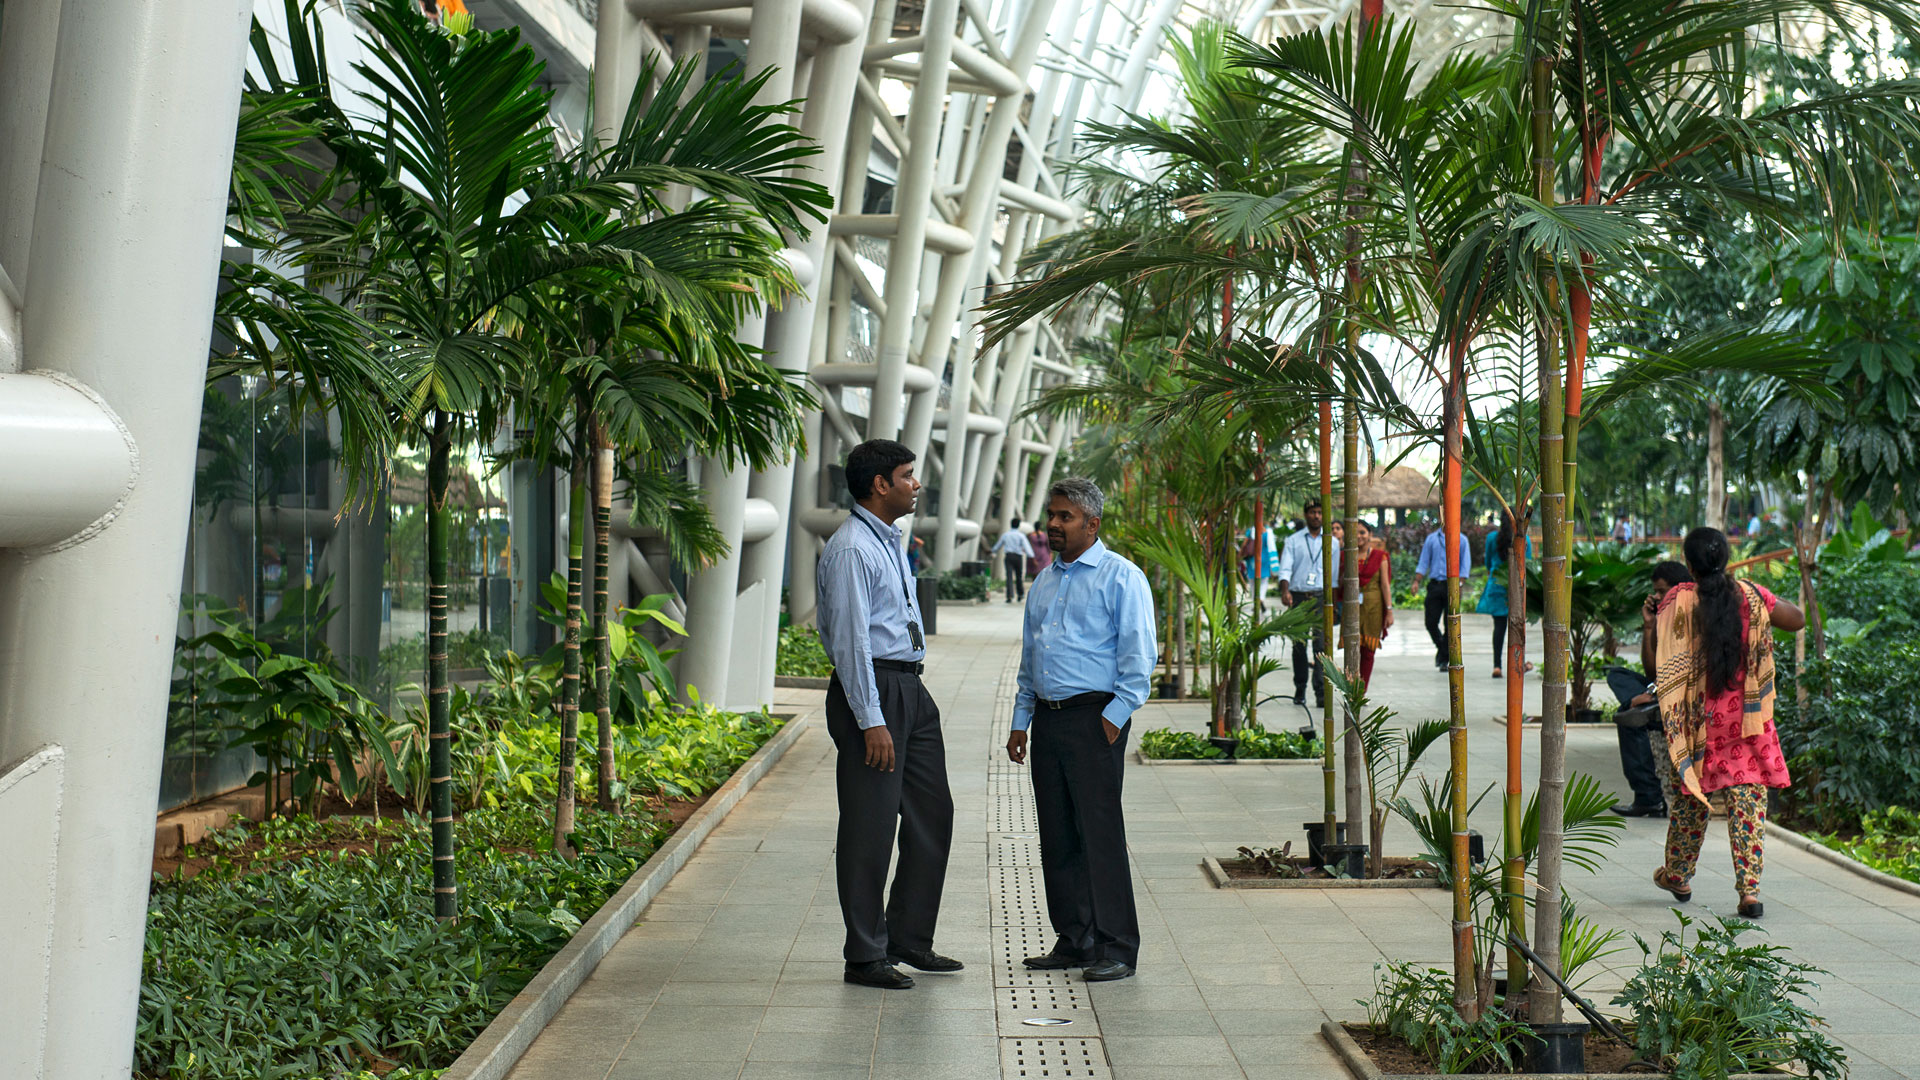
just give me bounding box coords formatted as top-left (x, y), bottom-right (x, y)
top-left (1349, 466), bottom-right (1439, 523)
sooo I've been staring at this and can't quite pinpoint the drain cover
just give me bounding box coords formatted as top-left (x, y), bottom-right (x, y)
top-left (1022, 1017), bottom-right (1074, 1026)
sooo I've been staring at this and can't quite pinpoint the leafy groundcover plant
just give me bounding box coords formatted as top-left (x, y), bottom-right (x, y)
top-left (1612, 913), bottom-right (1848, 1080)
top-left (138, 708), bottom-right (782, 1079)
top-left (1808, 805), bottom-right (1920, 884)
top-left (1138, 725), bottom-right (1319, 759)
top-left (776, 624), bottom-right (834, 677)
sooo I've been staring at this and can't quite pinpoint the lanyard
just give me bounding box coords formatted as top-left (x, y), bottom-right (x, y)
top-left (854, 511), bottom-right (916, 609)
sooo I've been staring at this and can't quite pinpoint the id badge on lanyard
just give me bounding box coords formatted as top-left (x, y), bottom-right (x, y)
top-left (856, 514), bottom-right (923, 650)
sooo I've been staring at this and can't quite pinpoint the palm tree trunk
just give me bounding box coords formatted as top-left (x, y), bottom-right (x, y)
top-left (1320, 387), bottom-right (1337, 851)
top-left (1706, 400), bottom-right (1725, 530)
top-left (1529, 46), bottom-right (1570, 1023)
top-left (555, 445), bottom-right (586, 858)
top-left (1444, 337), bottom-right (1476, 1019)
top-left (593, 424), bottom-right (616, 812)
top-left (1504, 505), bottom-right (1529, 1003)
top-left (427, 410), bottom-right (457, 921)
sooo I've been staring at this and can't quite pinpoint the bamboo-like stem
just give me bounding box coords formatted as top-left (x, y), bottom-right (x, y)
top-left (1444, 337), bottom-right (1477, 1020)
top-left (592, 425), bottom-right (616, 813)
top-left (555, 433), bottom-right (586, 859)
top-left (427, 410), bottom-right (457, 921)
top-left (1504, 502), bottom-right (1529, 1003)
top-left (1321, 390), bottom-right (1337, 846)
top-left (1529, 48), bottom-right (1570, 1022)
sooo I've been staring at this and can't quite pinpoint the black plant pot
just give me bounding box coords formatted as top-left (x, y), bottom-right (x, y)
top-left (1526, 1021), bottom-right (1589, 1074)
top-left (1207, 735), bottom-right (1240, 760)
top-left (1573, 708), bottom-right (1604, 725)
top-left (1156, 677), bottom-right (1181, 700)
top-left (1301, 821), bottom-right (1347, 868)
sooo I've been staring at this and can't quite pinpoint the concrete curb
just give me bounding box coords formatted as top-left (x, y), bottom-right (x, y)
top-left (1319, 1020), bottom-right (1774, 1079)
top-left (774, 675), bottom-right (830, 690)
top-left (440, 710), bottom-right (816, 1080)
top-left (1767, 821), bottom-right (1920, 900)
top-left (1204, 857), bottom-right (1443, 890)
top-left (1133, 752), bottom-right (1320, 766)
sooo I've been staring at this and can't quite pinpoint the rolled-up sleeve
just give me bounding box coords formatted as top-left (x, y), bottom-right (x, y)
top-left (1103, 567), bottom-right (1158, 729)
top-left (818, 549), bottom-right (886, 729)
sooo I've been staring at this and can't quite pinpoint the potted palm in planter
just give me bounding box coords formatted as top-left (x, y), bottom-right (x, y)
top-left (1528, 543), bottom-right (1664, 722)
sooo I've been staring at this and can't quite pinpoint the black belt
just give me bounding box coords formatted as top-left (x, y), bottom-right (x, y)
top-left (1038, 691), bottom-right (1114, 710)
top-left (873, 658), bottom-right (925, 675)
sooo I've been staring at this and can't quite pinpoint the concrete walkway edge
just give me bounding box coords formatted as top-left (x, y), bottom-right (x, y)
top-left (442, 709), bottom-right (819, 1080)
top-left (1768, 822), bottom-right (1920, 901)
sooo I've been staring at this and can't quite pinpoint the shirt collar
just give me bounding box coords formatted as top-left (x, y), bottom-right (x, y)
top-left (851, 503), bottom-right (900, 540)
top-left (1060, 538), bottom-right (1109, 568)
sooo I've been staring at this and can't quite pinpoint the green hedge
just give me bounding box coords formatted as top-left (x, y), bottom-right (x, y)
top-left (1138, 725), bottom-right (1320, 760)
top-left (776, 624), bottom-right (833, 677)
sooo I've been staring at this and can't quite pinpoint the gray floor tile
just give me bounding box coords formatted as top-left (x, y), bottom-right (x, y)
top-left (1102, 1033), bottom-right (1242, 1067)
top-left (746, 1030), bottom-right (878, 1065)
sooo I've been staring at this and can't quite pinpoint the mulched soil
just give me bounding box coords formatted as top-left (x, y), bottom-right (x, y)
top-left (1222, 855), bottom-right (1437, 880)
top-left (1344, 1022), bottom-right (1651, 1075)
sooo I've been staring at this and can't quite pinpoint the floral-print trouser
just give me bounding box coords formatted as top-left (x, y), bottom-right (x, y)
top-left (1661, 783), bottom-right (1767, 898)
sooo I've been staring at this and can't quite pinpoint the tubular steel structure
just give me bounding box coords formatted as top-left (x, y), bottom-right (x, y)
top-left (0, 1), bottom-right (1525, 1074)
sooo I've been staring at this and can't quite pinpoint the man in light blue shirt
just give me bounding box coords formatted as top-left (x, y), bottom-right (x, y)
top-left (1413, 526), bottom-right (1473, 670)
top-left (817, 439), bottom-right (958, 990)
top-left (1005, 478), bottom-right (1156, 983)
top-left (1276, 500), bottom-right (1329, 708)
top-left (990, 516), bottom-right (1037, 602)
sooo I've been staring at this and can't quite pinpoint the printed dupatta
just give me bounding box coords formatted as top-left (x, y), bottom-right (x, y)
top-left (1652, 580), bottom-right (1776, 807)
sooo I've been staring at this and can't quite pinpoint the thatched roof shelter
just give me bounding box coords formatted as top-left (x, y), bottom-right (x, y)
top-left (1351, 466), bottom-right (1439, 509)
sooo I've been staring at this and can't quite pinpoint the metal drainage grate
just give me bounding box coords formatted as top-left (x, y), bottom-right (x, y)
top-left (998, 983), bottom-right (1092, 1016)
top-left (1001, 1038), bottom-right (1112, 1079)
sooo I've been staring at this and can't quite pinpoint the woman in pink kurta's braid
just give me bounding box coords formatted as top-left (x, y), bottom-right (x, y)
top-left (1650, 527), bottom-right (1806, 918)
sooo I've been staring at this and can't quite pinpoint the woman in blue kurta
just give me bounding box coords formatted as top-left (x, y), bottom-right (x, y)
top-left (1478, 511), bottom-right (1531, 678)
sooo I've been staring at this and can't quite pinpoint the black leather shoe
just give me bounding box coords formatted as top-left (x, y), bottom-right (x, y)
top-left (888, 947), bottom-right (964, 972)
top-left (1082, 959), bottom-right (1135, 982)
top-left (844, 960), bottom-right (914, 989)
top-left (1611, 802), bottom-right (1666, 818)
top-left (1022, 951), bottom-right (1086, 970)
top-left (1291, 690), bottom-right (1306, 706)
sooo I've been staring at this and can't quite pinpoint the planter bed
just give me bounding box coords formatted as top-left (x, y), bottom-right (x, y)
top-left (1203, 856), bottom-right (1443, 889)
top-left (137, 711), bottom-right (811, 1080)
top-left (1766, 821), bottom-right (1920, 899)
top-left (1322, 1021), bottom-right (1778, 1079)
top-left (1134, 751), bottom-right (1320, 766)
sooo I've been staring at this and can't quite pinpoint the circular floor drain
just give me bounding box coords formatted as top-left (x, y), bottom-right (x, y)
top-left (1021, 1016), bottom-right (1074, 1026)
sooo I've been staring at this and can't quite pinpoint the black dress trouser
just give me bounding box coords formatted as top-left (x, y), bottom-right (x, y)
top-left (1289, 591), bottom-right (1326, 704)
top-left (1029, 698), bottom-right (1139, 968)
top-left (826, 668), bottom-right (954, 964)
top-left (1424, 580), bottom-right (1451, 666)
top-left (1004, 553), bottom-right (1026, 601)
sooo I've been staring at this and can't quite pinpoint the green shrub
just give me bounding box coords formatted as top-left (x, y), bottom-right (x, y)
top-left (1137, 725), bottom-right (1319, 759)
top-left (1817, 557), bottom-right (1920, 637)
top-left (1808, 805), bottom-right (1920, 883)
top-left (1363, 960), bottom-right (1533, 1073)
top-left (1612, 913), bottom-right (1847, 1080)
top-left (1775, 634), bottom-right (1920, 830)
top-left (924, 570), bottom-right (990, 601)
top-left (776, 624), bottom-right (834, 677)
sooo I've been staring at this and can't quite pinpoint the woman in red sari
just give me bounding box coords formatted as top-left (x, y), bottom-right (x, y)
top-left (1351, 519), bottom-right (1393, 688)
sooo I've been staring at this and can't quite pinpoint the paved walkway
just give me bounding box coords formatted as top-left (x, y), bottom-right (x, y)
top-left (509, 602), bottom-right (1920, 1080)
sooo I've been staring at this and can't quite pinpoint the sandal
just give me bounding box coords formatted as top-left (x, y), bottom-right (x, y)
top-left (1492, 667), bottom-right (1503, 679)
top-left (1654, 868), bottom-right (1692, 903)
top-left (1738, 897), bottom-right (1764, 918)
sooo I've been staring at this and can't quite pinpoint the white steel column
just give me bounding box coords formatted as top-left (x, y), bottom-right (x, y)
top-left (0, 2), bottom-right (253, 1078)
top-left (740, 0), bottom-right (874, 701)
top-left (864, 0), bottom-right (960, 441)
top-left (673, 0), bottom-right (801, 709)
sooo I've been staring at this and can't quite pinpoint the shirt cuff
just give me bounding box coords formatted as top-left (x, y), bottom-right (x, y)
top-left (1100, 700), bottom-right (1133, 729)
top-left (1011, 706), bottom-right (1034, 732)
top-left (856, 708), bottom-right (888, 730)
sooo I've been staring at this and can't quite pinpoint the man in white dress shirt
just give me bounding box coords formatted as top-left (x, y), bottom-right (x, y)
top-left (1275, 500), bottom-right (1329, 709)
top-left (990, 517), bottom-right (1037, 602)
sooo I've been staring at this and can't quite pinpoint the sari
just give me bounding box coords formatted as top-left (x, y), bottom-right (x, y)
top-left (1357, 548), bottom-right (1389, 651)
top-left (1652, 580), bottom-right (1777, 808)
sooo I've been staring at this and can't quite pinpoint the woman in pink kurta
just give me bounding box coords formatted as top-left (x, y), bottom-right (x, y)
top-left (1651, 528), bottom-right (1805, 918)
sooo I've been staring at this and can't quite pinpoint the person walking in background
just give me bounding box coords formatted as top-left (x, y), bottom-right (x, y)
top-left (1276, 500), bottom-right (1329, 708)
top-left (1607, 560), bottom-right (1692, 817)
top-left (906, 535), bottom-right (927, 575)
top-left (1027, 521), bottom-right (1052, 577)
top-left (1332, 519), bottom-right (1393, 689)
top-left (991, 517), bottom-right (1037, 602)
top-left (1413, 524), bottom-right (1472, 670)
top-left (1651, 527), bottom-right (1805, 918)
top-left (1007, 478), bottom-right (1156, 983)
top-left (1477, 511), bottom-right (1532, 679)
top-left (817, 440), bottom-right (959, 989)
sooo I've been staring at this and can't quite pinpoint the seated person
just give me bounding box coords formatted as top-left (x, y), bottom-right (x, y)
top-left (1607, 561), bottom-right (1692, 817)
